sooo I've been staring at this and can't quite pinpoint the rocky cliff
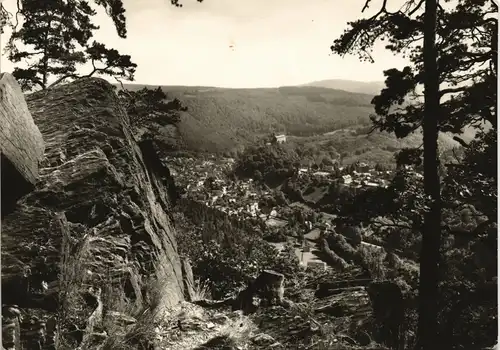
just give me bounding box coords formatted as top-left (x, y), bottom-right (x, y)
top-left (0, 72), bottom-right (45, 218)
top-left (1, 77), bottom-right (192, 349)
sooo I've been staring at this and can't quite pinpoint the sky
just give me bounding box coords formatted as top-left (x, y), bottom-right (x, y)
top-left (0, 0), bottom-right (410, 88)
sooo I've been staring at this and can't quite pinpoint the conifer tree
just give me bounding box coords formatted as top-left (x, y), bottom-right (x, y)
top-left (5, 0), bottom-right (136, 91)
top-left (332, 0), bottom-right (497, 348)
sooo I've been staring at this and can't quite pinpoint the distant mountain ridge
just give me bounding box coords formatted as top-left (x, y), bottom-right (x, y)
top-left (300, 79), bottom-right (385, 96)
top-left (117, 78), bottom-right (386, 96)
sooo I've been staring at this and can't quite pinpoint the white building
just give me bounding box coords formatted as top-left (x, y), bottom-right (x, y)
top-left (265, 218), bottom-right (288, 228)
top-left (313, 171), bottom-right (330, 177)
top-left (342, 175), bottom-right (353, 184)
top-left (273, 134), bottom-right (287, 144)
top-left (246, 202), bottom-right (259, 217)
top-left (305, 221), bottom-right (313, 231)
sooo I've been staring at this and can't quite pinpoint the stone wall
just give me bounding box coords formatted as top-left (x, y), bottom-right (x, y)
top-left (1, 77), bottom-right (191, 349)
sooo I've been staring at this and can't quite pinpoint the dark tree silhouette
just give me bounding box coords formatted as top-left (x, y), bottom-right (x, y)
top-left (118, 86), bottom-right (186, 127)
top-left (5, 0), bottom-right (136, 91)
top-left (418, 1), bottom-right (441, 348)
top-left (332, 0), bottom-right (497, 349)
top-left (0, 2), bottom-right (10, 34)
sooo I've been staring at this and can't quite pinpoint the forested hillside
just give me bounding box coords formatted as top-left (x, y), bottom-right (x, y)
top-left (122, 84), bottom-right (374, 152)
top-left (122, 83), bottom-right (468, 165)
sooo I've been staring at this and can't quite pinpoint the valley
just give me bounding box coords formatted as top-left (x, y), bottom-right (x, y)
top-left (166, 153), bottom-right (407, 271)
top-left (121, 81), bottom-right (470, 170)
top-left (1, 0), bottom-right (496, 348)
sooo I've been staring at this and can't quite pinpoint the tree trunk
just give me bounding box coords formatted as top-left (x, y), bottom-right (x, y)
top-left (41, 17), bottom-right (53, 89)
top-left (417, 0), bottom-right (442, 349)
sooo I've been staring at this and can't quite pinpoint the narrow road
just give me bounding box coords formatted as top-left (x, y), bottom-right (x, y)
top-left (323, 128), bottom-right (347, 136)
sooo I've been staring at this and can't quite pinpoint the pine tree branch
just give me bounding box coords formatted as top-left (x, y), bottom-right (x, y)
top-left (452, 136), bottom-right (469, 148)
top-left (48, 59), bottom-right (114, 89)
top-left (0, 3), bottom-right (12, 33)
top-left (33, 79), bottom-right (46, 91)
top-left (114, 77), bottom-right (129, 93)
top-left (47, 74), bottom-right (79, 89)
top-left (407, 0), bottom-right (426, 16)
top-left (14, 0), bottom-right (21, 30)
top-left (439, 86), bottom-right (468, 98)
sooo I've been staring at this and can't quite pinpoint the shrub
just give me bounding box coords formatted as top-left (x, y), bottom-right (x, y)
top-left (175, 212), bottom-right (302, 299)
top-left (262, 229), bottom-right (287, 243)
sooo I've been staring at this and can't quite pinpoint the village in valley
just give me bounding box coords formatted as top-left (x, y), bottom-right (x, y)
top-left (165, 134), bottom-right (398, 270)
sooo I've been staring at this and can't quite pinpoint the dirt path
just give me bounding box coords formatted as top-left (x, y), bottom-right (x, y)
top-left (323, 128), bottom-right (348, 136)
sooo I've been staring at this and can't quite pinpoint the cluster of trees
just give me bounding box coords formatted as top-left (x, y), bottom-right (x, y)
top-left (2, 0), bottom-right (186, 135)
top-left (233, 142), bottom-right (300, 187)
top-left (173, 209), bottom-right (302, 299)
top-left (3, 0), bottom-right (134, 91)
top-left (332, 0), bottom-right (497, 348)
top-left (116, 85), bottom-right (187, 146)
top-left (117, 86), bottom-right (186, 127)
top-left (289, 130), bottom-right (411, 169)
top-left (234, 136), bottom-right (395, 194)
top-left (177, 197), bottom-right (265, 239)
top-left (316, 181), bottom-right (358, 214)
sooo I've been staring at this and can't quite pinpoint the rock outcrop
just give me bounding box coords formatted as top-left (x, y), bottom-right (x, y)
top-left (0, 73), bottom-right (45, 218)
top-left (1, 77), bottom-right (192, 349)
top-left (235, 270), bottom-right (286, 314)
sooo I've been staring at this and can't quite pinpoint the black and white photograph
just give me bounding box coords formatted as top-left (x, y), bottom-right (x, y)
top-left (0, 0), bottom-right (497, 349)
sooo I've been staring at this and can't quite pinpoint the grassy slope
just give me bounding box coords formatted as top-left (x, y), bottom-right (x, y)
top-left (288, 127), bottom-right (473, 167)
top-left (122, 83), bottom-right (467, 165)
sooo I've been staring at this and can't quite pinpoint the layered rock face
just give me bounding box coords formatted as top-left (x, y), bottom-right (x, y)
top-left (1, 77), bottom-right (190, 349)
top-left (0, 73), bottom-right (45, 218)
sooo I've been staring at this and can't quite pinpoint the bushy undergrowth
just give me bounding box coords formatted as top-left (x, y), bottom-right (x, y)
top-left (174, 212), bottom-right (302, 299)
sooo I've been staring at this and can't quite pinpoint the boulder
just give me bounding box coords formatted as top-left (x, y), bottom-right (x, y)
top-left (1, 78), bottom-right (191, 349)
top-left (0, 73), bottom-right (45, 217)
top-left (252, 270), bottom-right (285, 305)
top-left (235, 270), bottom-right (285, 313)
